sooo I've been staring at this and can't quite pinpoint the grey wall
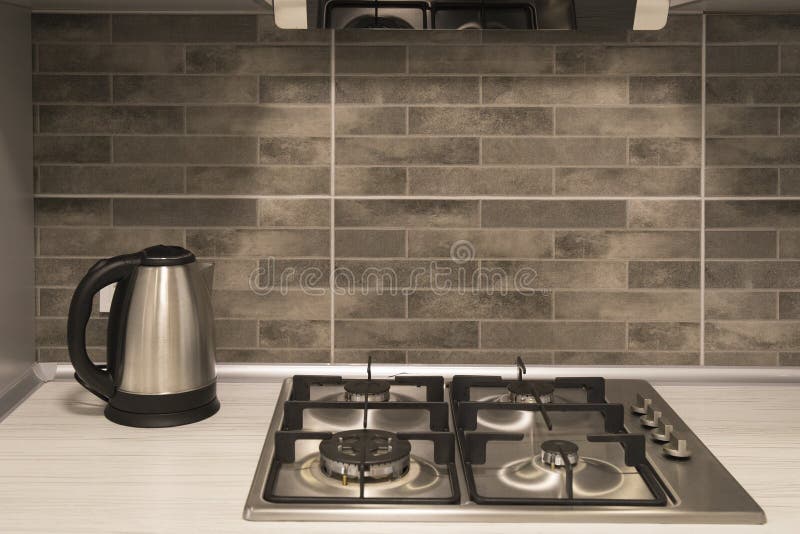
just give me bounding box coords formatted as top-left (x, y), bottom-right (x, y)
top-left (30, 13), bottom-right (800, 368)
top-left (0, 2), bottom-right (35, 393)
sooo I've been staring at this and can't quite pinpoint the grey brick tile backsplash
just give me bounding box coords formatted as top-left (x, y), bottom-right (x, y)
top-left (32, 12), bottom-right (797, 367)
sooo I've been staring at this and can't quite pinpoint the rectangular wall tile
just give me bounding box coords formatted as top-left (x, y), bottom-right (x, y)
top-left (556, 231), bottom-right (699, 259)
top-left (186, 166), bottom-right (329, 196)
top-left (555, 168), bottom-right (699, 197)
top-left (706, 45), bottom-right (778, 73)
top-left (335, 167), bottom-right (406, 196)
top-left (408, 167), bottom-right (553, 196)
top-left (39, 105), bottom-right (184, 134)
top-left (705, 168), bottom-right (779, 197)
top-left (112, 14), bottom-right (257, 42)
top-left (258, 199), bottom-right (329, 227)
top-left (260, 76), bottom-right (330, 104)
top-left (187, 105), bottom-right (329, 136)
top-left (555, 46), bottom-right (700, 74)
top-left (259, 320), bottom-right (330, 348)
top-left (336, 137), bottom-right (479, 166)
top-left (483, 137), bottom-right (627, 165)
top-left (187, 229), bottom-right (328, 257)
top-left (40, 228), bottom-right (183, 256)
top-left (35, 135), bottom-right (110, 163)
top-left (706, 231), bottom-right (777, 259)
top-left (260, 137), bottom-right (330, 165)
top-left (335, 107), bottom-right (406, 135)
top-left (409, 45), bottom-right (553, 74)
top-left (481, 261), bottom-right (627, 289)
top-left (114, 136), bottom-right (257, 164)
top-left (555, 107), bottom-right (700, 137)
top-left (336, 76), bottom-right (480, 104)
top-left (628, 261), bottom-right (700, 289)
top-left (336, 200), bottom-right (479, 228)
top-left (628, 322), bottom-right (700, 351)
top-left (554, 291), bottom-right (700, 321)
top-left (627, 200), bottom-right (700, 229)
top-left (32, 14), bottom-right (110, 42)
top-left (705, 291), bottom-right (777, 320)
top-left (706, 106), bottom-right (779, 136)
top-left (408, 291), bottom-right (551, 319)
top-left (706, 261), bottom-right (800, 289)
top-left (213, 290), bottom-right (329, 320)
top-left (114, 75), bottom-right (258, 103)
top-left (335, 320), bottom-right (478, 349)
top-left (482, 322), bottom-right (626, 350)
top-left (483, 76), bottom-right (627, 105)
top-left (38, 44), bottom-right (184, 73)
top-left (335, 293), bottom-right (405, 319)
top-left (628, 76), bottom-right (700, 104)
top-left (336, 230), bottom-right (405, 258)
top-left (113, 198), bottom-right (257, 227)
top-left (35, 198), bottom-right (111, 226)
top-left (408, 229), bottom-right (552, 259)
top-left (410, 107), bottom-right (552, 136)
top-left (707, 15), bottom-right (800, 43)
top-left (187, 45), bottom-right (330, 74)
top-left (482, 200), bottom-right (626, 228)
top-left (335, 46), bottom-right (405, 74)
top-left (34, 75), bottom-right (111, 103)
top-left (706, 321), bottom-right (800, 351)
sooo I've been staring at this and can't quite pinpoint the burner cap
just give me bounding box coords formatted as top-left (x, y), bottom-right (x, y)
top-left (507, 381), bottom-right (554, 403)
top-left (345, 15), bottom-right (414, 29)
top-left (540, 439), bottom-right (579, 467)
top-left (344, 379), bottom-right (391, 402)
top-left (319, 429), bottom-right (411, 482)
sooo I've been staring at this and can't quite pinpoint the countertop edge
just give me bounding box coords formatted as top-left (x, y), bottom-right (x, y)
top-left (46, 362), bottom-right (800, 384)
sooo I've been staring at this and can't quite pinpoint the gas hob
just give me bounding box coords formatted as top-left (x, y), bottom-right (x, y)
top-left (244, 360), bottom-right (765, 523)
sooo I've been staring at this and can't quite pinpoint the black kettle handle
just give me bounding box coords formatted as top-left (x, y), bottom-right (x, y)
top-left (67, 253), bottom-right (141, 401)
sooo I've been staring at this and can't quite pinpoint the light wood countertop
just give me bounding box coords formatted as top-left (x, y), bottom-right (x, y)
top-left (1, 380), bottom-right (798, 534)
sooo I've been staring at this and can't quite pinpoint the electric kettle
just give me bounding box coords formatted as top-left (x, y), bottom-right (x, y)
top-left (67, 245), bottom-right (219, 427)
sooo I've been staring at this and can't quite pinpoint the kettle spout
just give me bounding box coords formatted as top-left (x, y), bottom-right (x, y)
top-left (197, 262), bottom-right (215, 293)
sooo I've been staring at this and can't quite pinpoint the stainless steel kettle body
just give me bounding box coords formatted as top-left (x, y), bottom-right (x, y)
top-left (67, 245), bottom-right (219, 427)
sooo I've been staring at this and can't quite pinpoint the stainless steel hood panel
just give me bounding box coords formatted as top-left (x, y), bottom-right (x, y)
top-left (244, 377), bottom-right (766, 523)
top-left (274, 0), bottom-right (670, 30)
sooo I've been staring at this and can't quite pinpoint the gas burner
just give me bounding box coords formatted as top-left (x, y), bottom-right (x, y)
top-left (540, 440), bottom-right (579, 467)
top-left (319, 429), bottom-right (411, 483)
top-left (343, 379), bottom-right (391, 402)
top-left (506, 381), bottom-right (554, 403)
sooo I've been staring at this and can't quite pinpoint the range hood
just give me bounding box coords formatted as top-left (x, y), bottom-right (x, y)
top-left (274, 0), bottom-right (671, 30)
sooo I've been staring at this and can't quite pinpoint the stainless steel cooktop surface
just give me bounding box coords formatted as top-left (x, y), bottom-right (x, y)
top-left (244, 362), bottom-right (766, 523)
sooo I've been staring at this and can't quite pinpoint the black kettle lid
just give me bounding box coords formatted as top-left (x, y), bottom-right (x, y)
top-left (140, 245), bottom-right (196, 266)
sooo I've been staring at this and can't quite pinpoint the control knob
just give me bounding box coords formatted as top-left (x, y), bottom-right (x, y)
top-left (663, 434), bottom-right (692, 459)
top-left (631, 393), bottom-right (652, 415)
top-left (651, 419), bottom-right (673, 442)
top-left (640, 404), bottom-right (662, 428)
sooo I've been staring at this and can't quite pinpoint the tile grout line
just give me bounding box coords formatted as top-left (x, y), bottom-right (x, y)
top-left (700, 14), bottom-right (707, 367)
top-left (329, 29), bottom-right (336, 364)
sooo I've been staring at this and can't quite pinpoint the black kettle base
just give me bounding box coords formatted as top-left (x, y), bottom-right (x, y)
top-left (105, 397), bottom-right (220, 428)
